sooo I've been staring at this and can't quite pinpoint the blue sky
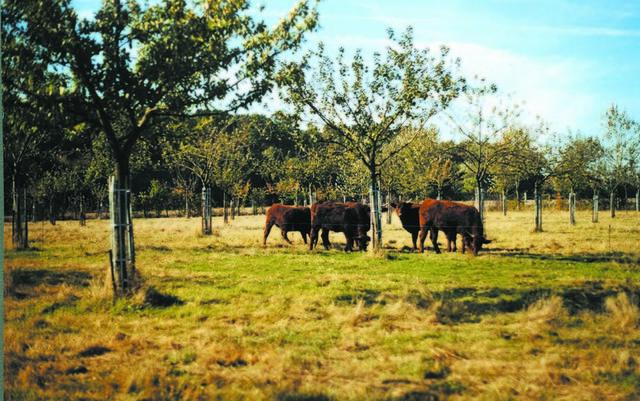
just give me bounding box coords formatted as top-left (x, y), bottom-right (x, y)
top-left (73, 0), bottom-right (640, 137)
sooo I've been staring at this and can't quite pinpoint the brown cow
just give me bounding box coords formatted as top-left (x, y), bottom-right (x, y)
top-left (263, 204), bottom-right (311, 245)
top-left (310, 201), bottom-right (371, 251)
top-left (418, 199), bottom-right (491, 255)
top-left (390, 202), bottom-right (421, 250)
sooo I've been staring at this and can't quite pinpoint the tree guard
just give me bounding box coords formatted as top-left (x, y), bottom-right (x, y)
top-left (109, 176), bottom-right (135, 296)
top-left (201, 186), bottom-right (212, 235)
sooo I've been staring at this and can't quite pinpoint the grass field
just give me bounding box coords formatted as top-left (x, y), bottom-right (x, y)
top-left (4, 209), bottom-right (640, 401)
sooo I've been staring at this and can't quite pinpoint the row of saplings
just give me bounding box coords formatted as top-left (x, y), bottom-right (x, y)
top-left (263, 200), bottom-right (492, 255)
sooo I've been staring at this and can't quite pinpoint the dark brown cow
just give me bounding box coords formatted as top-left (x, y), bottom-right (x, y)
top-left (390, 202), bottom-right (421, 250)
top-left (310, 201), bottom-right (371, 251)
top-left (263, 204), bottom-right (311, 245)
top-left (418, 199), bottom-right (491, 255)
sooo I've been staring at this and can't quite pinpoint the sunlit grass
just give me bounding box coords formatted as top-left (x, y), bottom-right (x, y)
top-left (4, 209), bottom-right (640, 400)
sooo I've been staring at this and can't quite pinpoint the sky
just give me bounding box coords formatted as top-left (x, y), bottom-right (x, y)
top-left (72, 0), bottom-right (640, 137)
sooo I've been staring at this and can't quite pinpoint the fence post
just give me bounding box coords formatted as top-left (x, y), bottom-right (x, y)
top-left (592, 194), bottom-right (599, 223)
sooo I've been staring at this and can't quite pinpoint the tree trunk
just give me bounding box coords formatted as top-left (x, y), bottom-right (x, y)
top-left (636, 189), bottom-right (639, 212)
top-left (592, 193), bottom-right (599, 223)
top-left (386, 193), bottom-right (392, 224)
top-left (223, 192), bottom-right (229, 224)
top-left (569, 192), bottom-right (576, 225)
top-left (201, 186), bottom-right (212, 235)
top-left (12, 182), bottom-right (29, 250)
top-left (369, 172), bottom-right (382, 250)
top-left (32, 202), bottom-right (36, 222)
top-left (48, 197), bottom-right (56, 225)
top-left (108, 163), bottom-right (135, 296)
top-left (534, 184), bottom-right (543, 232)
top-left (502, 189), bottom-right (507, 216)
top-left (610, 191), bottom-right (616, 218)
top-left (79, 196), bottom-right (86, 226)
top-left (475, 183), bottom-right (485, 223)
top-left (308, 184), bottom-right (313, 205)
top-left (437, 187), bottom-right (442, 200)
top-left (230, 197), bottom-right (236, 220)
top-left (515, 182), bottom-right (521, 211)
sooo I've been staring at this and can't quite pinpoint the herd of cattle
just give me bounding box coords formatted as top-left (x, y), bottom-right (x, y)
top-left (263, 200), bottom-right (491, 255)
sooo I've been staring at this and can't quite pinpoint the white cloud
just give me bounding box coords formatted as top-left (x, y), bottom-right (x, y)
top-left (423, 41), bottom-right (600, 135)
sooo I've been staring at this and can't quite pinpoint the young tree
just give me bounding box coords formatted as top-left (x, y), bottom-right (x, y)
top-left (280, 27), bottom-right (465, 249)
top-left (448, 87), bottom-right (524, 222)
top-left (601, 105), bottom-right (639, 217)
top-left (556, 136), bottom-right (603, 225)
top-left (12, 0), bottom-right (317, 293)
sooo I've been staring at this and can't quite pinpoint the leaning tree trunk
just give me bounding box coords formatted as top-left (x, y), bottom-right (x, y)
top-left (369, 172), bottom-right (383, 250)
top-left (592, 192), bottom-right (599, 223)
top-left (108, 161), bottom-right (136, 296)
top-left (201, 186), bottom-right (212, 235)
top-left (12, 182), bottom-right (28, 250)
top-left (610, 191), bottom-right (616, 218)
top-left (534, 183), bottom-right (543, 232)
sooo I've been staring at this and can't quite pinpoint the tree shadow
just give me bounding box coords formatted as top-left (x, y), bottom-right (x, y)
top-left (492, 250), bottom-right (640, 265)
top-left (10, 268), bottom-right (92, 288)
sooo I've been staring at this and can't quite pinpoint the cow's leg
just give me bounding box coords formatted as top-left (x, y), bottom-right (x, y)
top-left (344, 234), bottom-right (353, 252)
top-left (447, 230), bottom-right (457, 252)
top-left (430, 229), bottom-right (441, 254)
top-left (419, 226), bottom-right (428, 253)
top-left (309, 226), bottom-right (319, 250)
top-left (263, 220), bottom-right (274, 246)
top-left (411, 231), bottom-right (418, 251)
top-left (301, 230), bottom-right (308, 244)
top-left (321, 229), bottom-right (331, 250)
top-left (281, 228), bottom-right (292, 244)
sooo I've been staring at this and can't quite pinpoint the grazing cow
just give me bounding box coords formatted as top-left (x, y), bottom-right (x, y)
top-left (263, 204), bottom-right (311, 245)
top-left (418, 199), bottom-right (491, 255)
top-left (390, 202), bottom-right (421, 250)
top-left (310, 201), bottom-right (371, 251)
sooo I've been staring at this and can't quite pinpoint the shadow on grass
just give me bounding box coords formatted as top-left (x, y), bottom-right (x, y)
top-left (492, 250), bottom-right (640, 265)
top-left (8, 268), bottom-right (92, 299)
top-left (335, 281), bottom-right (640, 324)
top-left (277, 393), bottom-right (334, 401)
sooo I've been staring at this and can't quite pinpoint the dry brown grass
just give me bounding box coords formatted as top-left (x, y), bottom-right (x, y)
top-left (3, 209), bottom-right (640, 400)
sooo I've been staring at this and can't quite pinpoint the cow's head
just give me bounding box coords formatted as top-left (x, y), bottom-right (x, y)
top-left (472, 236), bottom-right (492, 255)
top-left (357, 234), bottom-right (371, 251)
top-left (391, 202), bottom-right (412, 218)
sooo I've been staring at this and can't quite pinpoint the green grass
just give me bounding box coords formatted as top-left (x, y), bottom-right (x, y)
top-left (4, 210), bottom-right (640, 400)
